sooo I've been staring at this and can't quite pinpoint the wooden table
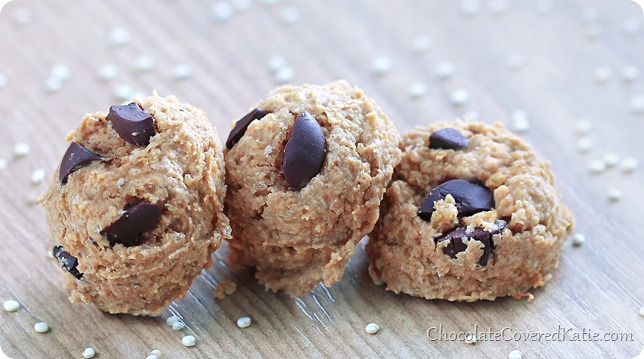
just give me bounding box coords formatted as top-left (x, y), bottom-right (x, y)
top-left (1, 0), bottom-right (643, 358)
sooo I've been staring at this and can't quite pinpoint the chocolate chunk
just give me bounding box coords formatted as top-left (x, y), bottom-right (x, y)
top-left (282, 111), bottom-right (326, 190)
top-left (435, 221), bottom-right (506, 265)
top-left (429, 127), bottom-right (468, 150)
top-left (53, 246), bottom-right (83, 279)
top-left (107, 103), bottom-right (156, 146)
top-left (101, 201), bottom-right (162, 247)
top-left (59, 142), bottom-right (102, 184)
top-left (418, 179), bottom-right (494, 220)
top-left (225, 108), bottom-right (268, 149)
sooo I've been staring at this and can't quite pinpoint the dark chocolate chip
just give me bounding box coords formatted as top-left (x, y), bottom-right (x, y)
top-left (225, 108), bottom-right (268, 149)
top-left (282, 111), bottom-right (326, 190)
top-left (100, 201), bottom-right (161, 247)
top-left (53, 246), bottom-right (83, 279)
top-left (429, 127), bottom-right (468, 150)
top-left (107, 103), bottom-right (156, 146)
top-left (59, 142), bottom-right (102, 184)
top-left (418, 179), bottom-right (494, 220)
top-left (435, 220), bottom-right (506, 265)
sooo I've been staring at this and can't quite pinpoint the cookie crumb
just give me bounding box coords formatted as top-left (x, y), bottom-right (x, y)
top-left (508, 349), bottom-right (523, 359)
top-left (181, 335), bottom-right (196, 347)
top-left (108, 27), bottom-right (130, 46)
top-left (365, 322), bottom-right (380, 334)
top-left (513, 292), bottom-right (534, 302)
top-left (572, 233), bottom-right (585, 247)
top-left (34, 322), bottom-right (49, 333)
top-left (82, 347), bottom-right (96, 358)
top-left (371, 56), bottom-right (393, 76)
top-left (435, 61), bottom-right (456, 80)
top-left (31, 168), bottom-right (46, 185)
top-left (172, 321), bottom-right (185, 331)
top-left (212, 1), bottom-right (234, 21)
top-left (14, 142), bottom-right (31, 158)
top-left (214, 280), bottom-right (237, 299)
top-left (166, 315), bottom-right (180, 326)
top-left (607, 188), bottom-right (622, 202)
top-left (465, 333), bottom-right (477, 344)
top-left (510, 110), bottom-right (530, 133)
top-left (620, 157), bottom-right (638, 173)
top-left (449, 89), bottom-right (470, 107)
top-left (3, 300), bottom-right (19, 312)
top-left (98, 64), bottom-right (119, 82)
top-left (237, 316), bottom-right (252, 328)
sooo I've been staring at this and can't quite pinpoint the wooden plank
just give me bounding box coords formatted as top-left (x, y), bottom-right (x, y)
top-left (0, 0), bottom-right (642, 358)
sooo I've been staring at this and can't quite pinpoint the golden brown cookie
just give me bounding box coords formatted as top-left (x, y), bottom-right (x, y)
top-left (224, 81), bottom-right (401, 295)
top-left (41, 93), bottom-right (231, 315)
top-left (367, 121), bottom-right (574, 301)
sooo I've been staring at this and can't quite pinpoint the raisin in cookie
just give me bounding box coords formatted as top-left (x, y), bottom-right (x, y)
top-left (367, 121), bottom-right (574, 301)
top-left (224, 81), bottom-right (401, 296)
top-left (41, 93), bottom-right (231, 315)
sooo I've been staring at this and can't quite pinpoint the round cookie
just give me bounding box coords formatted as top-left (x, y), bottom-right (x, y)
top-left (366, 121), bottom-right (574, 301)
top-left (41, 93), bottom-right (231, 315)
top-left (224, 81), bottom-right (402, 296)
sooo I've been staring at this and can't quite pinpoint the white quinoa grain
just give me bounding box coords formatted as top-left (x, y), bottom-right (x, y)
top-left (365, 322), bottom-right (380, 334)
top-left (639, 306), bottom-right (644, 317)
top-left (589, 159), bottom-right (606, 174)
top-left (166, 315), bottom-right (180, 326)
top-left (510, 110), bottom-right (530, 133)
top-left (629, 94), bottom-right (644, 115)
top-left (14, 142), bottom-right (31, 158)
top-left (509, 350), bottom-right (522, 359)
top-left (408, 82), bottom-right (428, 99)
top-left (279, 6), bottom-right (300, 24)
top-left (602, 152), bottom-right (620, 167)
top-left (34, 322), bottom-right (49, 333)
top-left (31, 168), bottom-right (46, 185)
top-left (12, 7), bottom-right (34, 26)
top-left (593, 66), bottom-right (612, 84)
top-left (449, 89), bottom-right (470, 107)
top-left (572, 233), bottom-right (585, 247)
top-left (44, 76), bottom-right (63, 93)
top-left (435, 61), bottom-right (456, 80)
top-left (507, 54), bottom-right (526, 70)
top-left (465, 333), bottom-right (477, 344)
top-left (212, 1), bottom-right (234, 21)
top-left (172, 64), bottom-right (194, 80)
top-left (576, 137), bottom-right (594, 153)
top-left (50, 63), bottom-right (71, 81)
top-left (0, 158), bottom-right (8, 170)
top-left (535, 0), bottom-right (554, 15)
top-left (488, 0), bottom-right (509, 15)
top-left (145, 355), bottom-right (158, 359)
top-left (581, 7), bottom-right (601, 24)
top-left (113, 84), bottom-right (134, 101)
top-left (274, 66), bottom-right (294, 84)
top-left (98, 64), bottom-right (119, 82)
top-left (620, 157), bottom-right (639, 173)
top-left (584, 23), bottom-right (603, 40)
top-left (576, 119), bottom-right (593, 135)
top-left (3, 300), bottom-right (19, 312)
top-left (459, 0), bottom-right (481, 16)
top-left (371, 56), bottom-right (393, 76)
top-left (172, 321), bottom-right (185, 331)
top-left (232, 0), bottom-right (251, 12)
top-left (108, 27), bottom-right (130, 46)
top-left (0, 73), bottom-right (7, 88)
top-left (237, 316), bottom-right (252, 328)
top-left (133, 55), bottom-right (156, 72)
top-left (267, 55), bottom-right (287, 72)
top-left (181, 335), bottom-right (196, 347)
top-left (411, 36), bottom-right (432, 53)
top-left (623, 18), bottom-right (642, 36)
top-left (82, 347), bottom-right (96, 358)
top-left (621, 66), bottom-right (640, 83)
top-left (608, 188), bottom-right (623, 202)
top-left (149, 349), bottom-right (161, 356)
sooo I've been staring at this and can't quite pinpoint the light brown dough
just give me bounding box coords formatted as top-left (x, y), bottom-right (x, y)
top-left (41, 93), bottom-right (231, 315)
top-left (367, 121), bottom-right (574, 301)
top-left (224, 81), bottom-right (402, 296)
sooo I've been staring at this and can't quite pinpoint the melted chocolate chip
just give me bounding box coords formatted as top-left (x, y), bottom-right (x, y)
top-left (429, 127), bottom-right (468, 150)
top-left (100, 201), bottom-right (161, 247)
top-left (107, 103), bottom-right (156, 146)
top-left (59, 142), bottom-right (102, 184)
top-left (282, 111), bottom-right (326, 190)
top-left (225, 108), bottom-right (268, 149)
top-left (418, 179), bottom-right (494, 220)
top-left (53, 246), bottom-right (83, 279)
top-left (435, 221), bottom-right (506, 265)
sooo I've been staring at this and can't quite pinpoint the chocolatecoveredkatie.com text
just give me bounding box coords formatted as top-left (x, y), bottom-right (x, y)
top-left (426, 324), bottom-right (635, 342)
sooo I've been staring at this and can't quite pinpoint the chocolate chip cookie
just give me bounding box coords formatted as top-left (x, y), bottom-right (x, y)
top-left (224, 81), bottom-right (402, 295)
top-left (367, 121), bottom-right (574, 301)
top-left (41, 93), bottom-right (231, 315)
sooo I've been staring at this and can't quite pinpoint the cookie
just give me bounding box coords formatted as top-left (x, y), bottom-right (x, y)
top-left (224, 81), bottom-right (402, 295)
top-left (366, 121), bottom-right (574, 301)
top-left (41, 93), bottom-right (231, 315)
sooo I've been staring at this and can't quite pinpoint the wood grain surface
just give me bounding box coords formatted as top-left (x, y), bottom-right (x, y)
top-left (1, 0), bottom-right (643, 358)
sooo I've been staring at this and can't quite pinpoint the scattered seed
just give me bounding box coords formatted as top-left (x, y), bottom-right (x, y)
top-left (113, 84), bottom-right (134, 101)
top-left (639, 306), bottom-right (644, 317)
top-left (31, 168), bottom-right (46, 185)
top-left (172, 321), bottom-right (185, 331)
top-left (267, 55), bottom-right (287, 72)
top-left (280, 6), bottom-right (300, 24)
top-left (212, 1), bottom-right (234, 21)
top-left (365, 322), bottom-right (380, 334)
top-left (146, 355), bottom-right (158, 359)
top-left (0, 158), bottom-right (8, 170)
top-left (274, 66), bottom-right (294, 84)
top-left (237, 316), bottom-right (252, 328)
top-left (509, 350), bottom-right (523, 359)
top-left (459, 0), bottom-right (482, 16)
top-left (411, 36), bottom-right (432, 53)
top-left (621, 66), bottom-right (640, 83)
top-left (181, 335), bottom-right (196, 347)
top-left (108, 27), bottom-right (130, 46)
top-left (0, 73), bottom-right (7, 88)
top-left (575, 119), bottom-right (593, 135)
top-left (465, 332), bottom-right (477, 344)
top-left (50, 63), bottom-right (71, 81)
top-left (623, 18), bottom-right (642, 36)
top-left (589, 159), bottom-right (606, 174)
top-left (44, 76), bottom-right (63, 93)
top-left (510, 110), bottom-right (530, 133)
top-left (166, 315), bottom-right (180, 326)
top-left (3, 300), bottom-right (19, 312)
top-left (172, 64), bottom-right (194, 80)
top-left (535, 0), bottom-right (554, 14)
top-left (261, 0), bottom-right (279, 5)
top-left (629, 94), bottom-right (644, 115)
top-left (133, 55), bottom-right (156, 72)
top-left (34, 322), bottom-right (49, 333)
top-left (371, 56), bottom-right (393, 76)
top-left (82, 347), bottom-right (96, 359)
top-left (584, 23), bottom-right (603, 40)
top-left (572, 233), bottom-right (585, 247)
top-left (601, 152), bottom-right (620, 167)
top-left (608, 188), bottom-right (623, 202)
top-left (98, 64), bottom-right (119, 81)
top-left (620, 157), bottom-right (639, 173)
top-left (463, 110), bottom-right (481, 122)
top-left (14, 142), bottom-right (31, 158)
top-left (435, 61), bottom-right (456, 80)
top-left (149, 349), bottom-right (162, 356)
top-left (488, 0), bottom-right (509, 15)
top-left (593, 66), bottom-right (612, 84)
top-left (581, 7), bottom-right (601, 24)
top-left (232, 0), bottom-right (251, 12)
top-left (576, 137), bottom-right (594, 153)
top-left (12, 7), bottom-right (34, 26)
top-left (408, 82), bottom-right (428, 99)
top-left (507, 54), bottom-right (526, 70)
top-left (449, 88), bottom-right (470, 107)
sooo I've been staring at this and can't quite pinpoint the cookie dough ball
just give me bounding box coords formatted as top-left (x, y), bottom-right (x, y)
top-left (224, 81), bottom-right (402, 295)
top-left (367, 121), bottom-right (574, 301)
top-left (41, 93), bottom-right (231, 315)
